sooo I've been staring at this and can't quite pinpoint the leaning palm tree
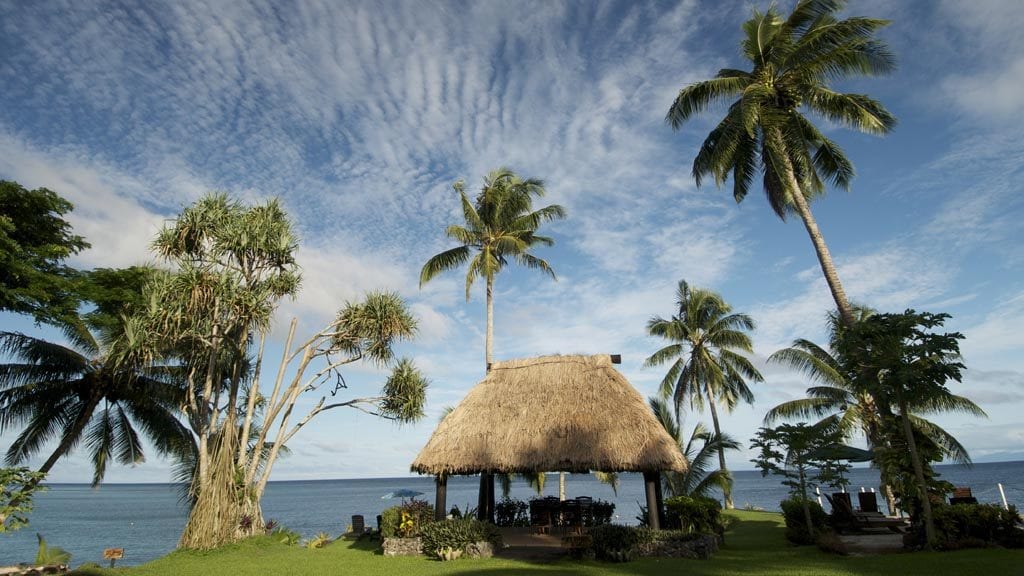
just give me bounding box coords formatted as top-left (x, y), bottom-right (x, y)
top-left (666, 0), bottom-right (897, 327)
top-left (644, 280), bottom-right (762, 509)
top-left (650, 397), bottom-right (740, 499)
top-left (419, 168), bottom-right (566, 368)
top-left (0, 321), bottom-right (194, 487)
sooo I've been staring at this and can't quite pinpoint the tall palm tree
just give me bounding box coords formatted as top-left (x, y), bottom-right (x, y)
top-left (666, 0), bottom-right (897, 327)
top-left (419, 168), bottom-right (565, 368)
top-left (650, 397), bottom-right (740, 499)
top-left (644, 280), bottom-right (762, 509)
top-left (0, 322), bottom-right (194, 487)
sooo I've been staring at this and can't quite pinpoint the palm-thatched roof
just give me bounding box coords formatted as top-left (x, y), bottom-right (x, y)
top-left (411, 354), bottom-right (687, 475)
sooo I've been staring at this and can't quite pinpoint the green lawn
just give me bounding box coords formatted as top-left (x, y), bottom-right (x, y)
top-left (70, 511), bottom-right (1023, 576)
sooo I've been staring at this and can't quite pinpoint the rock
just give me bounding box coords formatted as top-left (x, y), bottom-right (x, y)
top-left (381, 537), bottom-right (423, 557)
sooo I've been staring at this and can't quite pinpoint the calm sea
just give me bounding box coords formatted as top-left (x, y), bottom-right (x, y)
top-left (2, 461), bottom-right (1022, 567)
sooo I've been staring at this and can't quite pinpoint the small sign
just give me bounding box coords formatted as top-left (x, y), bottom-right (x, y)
top-left (103, 548), bottom-right (124, 560)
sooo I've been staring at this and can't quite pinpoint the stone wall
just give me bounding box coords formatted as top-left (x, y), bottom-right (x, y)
top-left (636, 534), bottom-right (720, 560)
top-left (381, 537), bottom-right (422, 557)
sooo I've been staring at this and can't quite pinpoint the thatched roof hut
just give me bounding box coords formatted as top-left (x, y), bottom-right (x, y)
top-left (411, 354), bottom-right (686, 476)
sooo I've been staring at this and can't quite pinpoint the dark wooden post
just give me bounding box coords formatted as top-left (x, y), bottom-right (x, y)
top-left (643, 471), bottom-right (660, 530)
top-left (653, 472), bottom-right (666, 528)
top-left (486, 472), bottom-right (496, 523)
top-left (477, 473), bottom-right (488, 521)
top-left (434, 475), bottom-right (447, 521)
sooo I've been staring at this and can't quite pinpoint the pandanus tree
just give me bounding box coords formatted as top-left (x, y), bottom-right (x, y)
top-left (142, 194), bottom-right (427, 550)
top-left (419, 168), bottom-right (566, 368)
top-left (644, 280), bottom-right (762, 509)
top-left (666, 0), bottom-right (897, 326)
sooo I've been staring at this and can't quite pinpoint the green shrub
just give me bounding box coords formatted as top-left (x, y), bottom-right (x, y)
top-left (494, 497), bottom-right (528, 527)
top-left (381, 499), bottom-right (435, 538)
top-left (588, 524), bottom-right (640, 562)
top-left (269, 526), bottom-right (301, 546)
top-left (780, 497), bottom-right (827, 545)
top-left (925, 503), bottom-right (1023, 549)
top-left (664, 496), bottom-right (723, 534)
top-left (591, 500), bottom-right (616, 525)
top-left (419, 518), bottom-right (502, 558)
top-left (633, 527), bottom-right (703, 546)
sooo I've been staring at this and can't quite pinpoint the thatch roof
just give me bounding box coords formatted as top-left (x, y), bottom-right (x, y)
top-left (411, 355), bottom-right (687, 475)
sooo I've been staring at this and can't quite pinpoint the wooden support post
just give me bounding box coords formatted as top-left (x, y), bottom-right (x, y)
top-left (435, 475), bottom-right (447, 521)
top-left (653, 472), bottom-right (666, 528)
top-left (643, 471), bottom-right (660, 530)
top-left (478, 473), bottom-right (488, 521)
top-left (486, 473), bottom-right (496, 524)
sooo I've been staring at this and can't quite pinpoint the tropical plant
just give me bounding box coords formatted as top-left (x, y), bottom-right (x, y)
top-left (0, 467), bottom-right (46, 532)
top-left (835, 310), bottom-right (974, 548)
top-left (0, 180), bottom-right (89, 326)
top-left (644, 280), bottom-right (762, 508)
top-left (750, 422), bottom-right (845, 541)
top-left (419, 167), bottom-right (565, 368)
top-left (665, 0), bottom-right (897, 326)
top-left (649, 397), bottom-right (740, 499)
top-left (35, 533), bottom-right (72, 566)
top-left (0, 321), bottom-right (194, 487)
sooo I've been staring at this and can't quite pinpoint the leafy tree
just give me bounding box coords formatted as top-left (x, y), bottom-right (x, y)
top-left (665, 0), bottom-right (896, 326)
top-left (644, 280), bottom-right (762, 508)
top-left (650, 397), bottom-right (741, 499)
top-left (0, 467), bottom-right (47, 533)
top-left (750, 422), bottom-right (847, 539)
top-left (419, 168), bottom-right (565, 368)
top-left (765, 310), bottom-right (984, 512)
top-left (0, 181), bottom-right (89, 325)
top-left (836, 310), bottom-right (970, 548)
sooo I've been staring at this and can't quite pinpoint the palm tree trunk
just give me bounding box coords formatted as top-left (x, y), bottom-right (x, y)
top-left (770, 129), bottom-right (855, 327)
top-left (900, 398), bottom-right (936, 546)
top-left (485, 276), bottom-right (494, 370)
top-left (706, 389), bottom-right (733, 509)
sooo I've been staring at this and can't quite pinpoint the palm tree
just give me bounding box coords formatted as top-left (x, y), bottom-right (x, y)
top-left (665, 0), bottom-right (897, 327)
top-left (650, 397), bottom-right (740, 499)
top-left (0, 322), bottom-right (193, 487)
top-left (644, 280), bottom-right (762, 509)
top-left (419, 168), bottom-right (565, 368)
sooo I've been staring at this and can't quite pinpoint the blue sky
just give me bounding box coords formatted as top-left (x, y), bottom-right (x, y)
top-left (1, 0), bottom-right (1022, 484)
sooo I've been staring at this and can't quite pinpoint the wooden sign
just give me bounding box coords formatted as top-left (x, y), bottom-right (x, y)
top-left (103, 548), bottom-right (124, 560)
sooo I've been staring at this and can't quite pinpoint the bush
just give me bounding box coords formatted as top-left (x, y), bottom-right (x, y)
top-left (381, 499), bottom-right (435, 538)
top-left (664, 496), bottom-right (723, 534)
top-left (495, 497), bottom-right (528, 527)
top-left (419, 518), bottom-right (502, 558)
top-left (589, 524), bottom-right (640, 562)
top-left (634, 527), bottom-right (703, 546)
top-left (780, 497), bottom-right (828, 545)
top-left (591, 500), bottom-right (615, 525)
top-left (269, 526), bottom-right (301, 546)
top-left (925, 503), bottom-right (1024, 549)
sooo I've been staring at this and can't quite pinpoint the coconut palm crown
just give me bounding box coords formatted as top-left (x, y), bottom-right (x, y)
top-left (666, 0), bottom-right (897, 326)
top-left (644, 280), bottom-right (762, 508)
top-left (419, 168), bottom-right (565, 368)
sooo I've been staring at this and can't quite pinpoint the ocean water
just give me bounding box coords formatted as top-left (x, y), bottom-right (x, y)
top-left (2, 461), bottom-right (1022, 567)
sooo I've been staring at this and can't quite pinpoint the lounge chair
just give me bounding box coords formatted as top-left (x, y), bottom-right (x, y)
top-left (950, 487), bottom-right (978, 506)
top-left (827, 493), bottom-right (906, 534)
top-left (857, 491), bottom-right (880, 514)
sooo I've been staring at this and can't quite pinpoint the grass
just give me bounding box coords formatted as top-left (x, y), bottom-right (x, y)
top-left (69, 511), bottom-right (1023, 576)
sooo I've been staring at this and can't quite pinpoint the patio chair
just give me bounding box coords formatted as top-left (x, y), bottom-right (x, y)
top-left (561, 499), bottom-right (582, 535)
top-left (857, 491), bottom-right (880, 515)
top-left (576, 497), bottom-right (594, 527)
top-left (529, 499), bottom-right (553, 534)
top-left (827, 493), bottom-right (906, 534)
